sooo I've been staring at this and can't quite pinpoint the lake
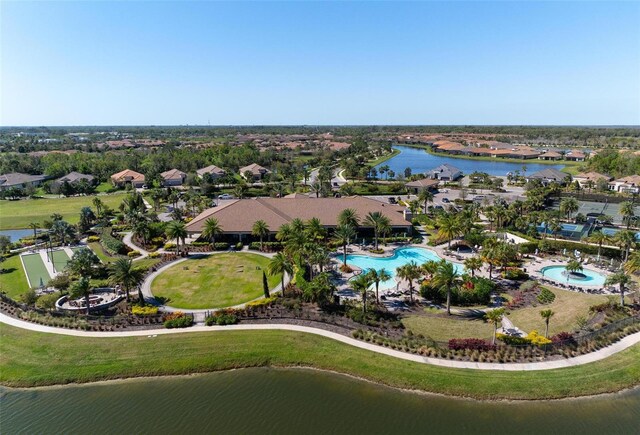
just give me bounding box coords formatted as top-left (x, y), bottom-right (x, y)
top-left (2, 368), bottom-right (638, 434)
top-left (378, 145), bottom-right (566, 177)
top-left (0, 229), bottom-right (34, 242)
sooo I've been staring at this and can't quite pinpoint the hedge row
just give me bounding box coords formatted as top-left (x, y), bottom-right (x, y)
top-left (100, 230), bottom-right (126, 255)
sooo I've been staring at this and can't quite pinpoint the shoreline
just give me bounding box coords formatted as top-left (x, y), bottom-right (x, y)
top-left (392, 143), bottom-right (584, 168)
top-left (2, 365), bottom-right (639, 404)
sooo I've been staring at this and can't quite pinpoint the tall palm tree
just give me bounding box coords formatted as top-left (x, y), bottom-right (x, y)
top-left (481, 238), bottom-right (500, 280)
top-left (417, 189), bottom-right (434, 214)
top-left (396, 261), bottom-right (420, 303)
top-left (613, 230), bottom-right (637, 262)
top-left (70, 277), bottom-right (93, 315)
top-left (108, 258), bottom-right (145, 303)
top-left (29, 222), bottom-right (38, 240)
top-left (351, 273), bottom-right (373, 313)
top-left (431, 260), bottom-right (462, 315)
top-left (484, 307), bottom-right (505, 344)
top-left (251, 220), bottom-right (270, 250)
top-left (306, 217), bottom-right (326, 242)
top-left (366, 268), bottom-right (391, 303)
top-left (333, 224), bottom-right (356, 265)
top-left (363, 211), bottom-right (389, 250)
top-left (624, 250), bottom-right (640, 275)
top-left (92, 197), bottom-right (104, 218)
top-left (605, 271), bottom-right (631, 307)
top-left (202, 218), bottom-right (223, 249)
top-left (338, 208), bottom-right (360, 228)
top-left (620, 201), bottom-right (636, 229)
top-left (549, 219), bottom-right (562, 240)
top-left (559, 197), bottom-right (579, 221)
top-left (584, 230), bottom-right (609, 258)
top-left (268, 252), bottom-right (293, 297)
top-left (437, 214), bottom-right (460, 248)
top-left (565, 259), bottom-right (583, 281)
top-left (463, 256), bottom-right (483, 277)
top-left (540, 309), bottom-right (555, 338)
top-left (165, 220), bottom-right (188, 255)
top-left (421, 259), bottom-right (439, 279)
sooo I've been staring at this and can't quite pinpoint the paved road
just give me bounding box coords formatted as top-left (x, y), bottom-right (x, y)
top-left (2, 311), bottom-right (638, 371)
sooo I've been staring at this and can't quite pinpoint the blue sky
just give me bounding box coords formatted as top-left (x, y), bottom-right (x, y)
top-left (1, 1), bottom-right (639, 126)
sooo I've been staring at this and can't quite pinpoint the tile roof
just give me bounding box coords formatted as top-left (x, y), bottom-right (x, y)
top-left (185, 197), bottom-right (411, 234)
top-left (55, 172), bottom-right (95, 183)
top-left (239, 163), bottom-right (271, 175)
top-left (110, 169), bottom-right (145, 182)
top-left (160, 168), bottom-right (186, 180)
top-left (0, 172), bottom-right (47, 187)
top-left (405, 178), bottom-right (440, 188)
top-left (196, 165), bottom-right (226, 176)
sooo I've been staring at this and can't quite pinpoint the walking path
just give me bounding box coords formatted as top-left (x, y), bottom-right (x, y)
top-left (122, 232), bottom-right (149, 258)
top-left (1, 311), bottom-right (638, 371)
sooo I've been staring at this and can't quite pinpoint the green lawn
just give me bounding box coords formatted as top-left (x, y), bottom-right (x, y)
top-left (21, 253), bottom-right (50, 288)
top-left (0, 193), bottom-right (127, 230)
top-left (1, 323), bottom-right (638, 400)
top-left (402, 315), bottom-right (494, 341)
top-left (507, 287), bottom-right (607, 336)
top-left (0, 255), bottom-right (30, 299)
top-left (87, 242), bottom-right (119, 264)
top-left (151, 253), bottom-right (280, 309)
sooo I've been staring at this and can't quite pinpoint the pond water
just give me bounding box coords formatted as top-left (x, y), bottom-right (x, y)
top-left (2, 368), bottom-right (638, 434)
top-left (0, 229), bottom-right (34, 242)
top-left (378, 145), bottom-right (566, 177)
top-left (345, 246), bottom-right (463, 289)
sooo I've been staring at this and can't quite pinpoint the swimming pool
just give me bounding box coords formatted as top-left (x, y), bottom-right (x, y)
top-left (344, 246), bottom-right (464, 289)
top-left (540, 265), bottom-right (607, 286)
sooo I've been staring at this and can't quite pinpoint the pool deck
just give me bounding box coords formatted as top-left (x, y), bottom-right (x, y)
top-left (526, 257), bottom-right (614, 292)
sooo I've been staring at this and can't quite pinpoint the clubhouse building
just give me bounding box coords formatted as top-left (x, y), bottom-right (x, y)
top-left (185, 196), bottom-right (413, 240)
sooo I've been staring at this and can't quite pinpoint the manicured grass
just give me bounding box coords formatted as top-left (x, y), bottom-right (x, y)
top-left (0, 255), bottom-right (30, 299)
top-left (50, 249), bottom-right (72, 272)
top-left (21, 253), bottom-right (50, 288)
top-left (87, 242), bottom-right (119, 264)
top-left (402, 315), bottom-right (493, 341)
top-left (1, 323), bottom-right (638, 399)
top-left (507, 287), bottom-right (607, 336)
top-left (368, 148), bottom-right (401, 166)
top-left (151, 253), bottom-right (280, 309)
top-left (0, 193), bottom-right (127, 230)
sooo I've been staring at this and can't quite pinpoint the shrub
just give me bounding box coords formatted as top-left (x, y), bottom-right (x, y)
top-left (48, 273), bottom-right (72, 290)
top-left (537, 287), bottom-right (556, 304)
top-left (132, 305), bottom-right (159, 316)
top-left (496, 333), bottom-right (531, 346)
top-left (20, 288), bottom-right (38, 305)
top-left (339, 264), bottom-right (353, 273)
top-left (100, 230), bottom-right (126, 255)
top-left (86, 235), bottom-right (100, 242)
top-left (448, 338), bottom-right (495, 351)
top-left (164, 242), bottom-right (176, 250)
top-left (246, 297), bottom-right (276, 308)
top-left (369, 248), bottom-right (384, 254)
top-left (128, 250), bottom-right (141, 258)
top-left (35, 292), bottom-right (61, 310)
top-left (526, 330), bottom-right (552, 346)
top-left (235, 242), bottom-right (243, 250)
top-left (148, 252), bottom-right (160, 258)
top-left (248, 241), bottom-right (283, 252)
top-left (213, 242), bottom-right (230, 250)
top-left (551, 332), bottom-right (576, 346)
top-left (502, 268), bottom-right (528, 280)
top-left (205, 310), bottom-right (238, 326)
top-left (164, 312), bottom-right (193, 328)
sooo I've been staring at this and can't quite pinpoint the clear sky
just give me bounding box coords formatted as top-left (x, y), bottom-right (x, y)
top-left (1, 1), bottom-right (639, 126)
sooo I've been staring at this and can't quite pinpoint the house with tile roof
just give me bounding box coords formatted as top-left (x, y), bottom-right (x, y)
top-left (161, 169), bottom-right (187, 187)
top-left (239, 163), bottom-right (271, 181)
top-left (0, 172), bottom-right (47, 191)
top-left (110, 169), bottom-right (145, 188)
top-left (196, 165), bottom-right (226, 180)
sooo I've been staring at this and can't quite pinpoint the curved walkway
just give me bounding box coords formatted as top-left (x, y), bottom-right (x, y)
top-left (1, 311), bottom-right (638, 371)
top-left (122, 232), bottom-right (149, 259)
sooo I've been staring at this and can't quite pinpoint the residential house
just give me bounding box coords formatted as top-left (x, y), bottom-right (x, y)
top-left (110, 169), bottom-right (145, 188)
top-left (160, 169), bottom-right (187, 187)
top-left (196, 165), bottom-right (226, 180)
top-left (573, 172), bottom-right (612, 188)
top-left (538, 151), bottom-right (563, 161)
top-left (405, 178), bottom-right (440, 194)
top-left (52, 172), bottom-right (96, 188)
top-left (0, 172), bottom-right (47, 191)
top-left (526, 168), bottom-right (569, 185)
top-left (239, 163), bottom-right (271, 181)
top-left (425, 164), bottom-right (463, 182)
top-left (565, 149), bottom-right (586, 162)
top-left (609, 175), bottom-right (640, 193)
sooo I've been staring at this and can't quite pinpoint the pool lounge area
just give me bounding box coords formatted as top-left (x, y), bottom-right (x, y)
top-left (344, 246), bottom-right (464, 289)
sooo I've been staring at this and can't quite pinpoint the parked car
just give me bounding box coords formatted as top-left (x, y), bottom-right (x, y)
top-left (388, 197), bottom-right (397, 204)
top-left (218, 194), bottom-right (234, 200)
top-left (442, 198), bottom-right (450, 203)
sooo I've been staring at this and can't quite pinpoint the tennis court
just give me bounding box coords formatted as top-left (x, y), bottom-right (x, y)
top-left (21, 253), bottom-right (52, 288)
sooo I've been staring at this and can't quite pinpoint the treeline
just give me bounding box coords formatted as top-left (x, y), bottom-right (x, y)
top-left (583, 149), bottom-right (640, 178)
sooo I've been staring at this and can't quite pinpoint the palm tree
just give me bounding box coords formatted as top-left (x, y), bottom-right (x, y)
top-left (624, 250), bottom-right (640, 275)
top-left (481, 238), bottom-right (500, 280)
top-left (338, 208), bottom-right (360, 228)
top-left (484, 307), bottom-right (505, 344)
top-left (366, 268), bottom-right (391, 303)
top-left (70, 277), bottom-right (93, 315)
top-left (352, 273), bottom-right (373, 313)
top-left (613, 230), bottom-right (637, 262)
top-left (333, 224), bottom-right (356, 265)
top-left (165, 220), bottom-right (188, 255)
top-left (431, 260), bottom-right (461, 315)
top-left (584, 231), bottom-right (609, 258)
top-left (549, 219), bottom-right (562, 240)
top-left (363, 211), bottom-right (390, 250)
top-left (396, 261), bottom-right (420, 303)
top-left (437, 214), bottom-right (459, 248)
top-left (201, 218), bottom-right (223, 249)
top-left (540, 309), bottom-right (555, 338)
top-left (306, 217), bottom-right (326, 242)
top-left (421, 259), bottom-right (439, 279)
top-left (252, 220), bottom-right (270, 250)
top-left (28, 222), bottom-right (38, 240)
top-left (620, 201), bottom-right (636, 229)
top-left (417, 190), bottom-right (434, 214)
top-left (559, 197), bottom-right (579, 221)
top-left (463, 256), bottom-right (483, 277)
top-left (605, 271), bottom-right (631, 307)
top-left (565, 259), bottom-right (583, 281)
top-left (92, 197), bottom-right (104, 218)
top-left (109, 258), bottom-right (145, 303)
top-left (268, 252), bottom-right (294, 297)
